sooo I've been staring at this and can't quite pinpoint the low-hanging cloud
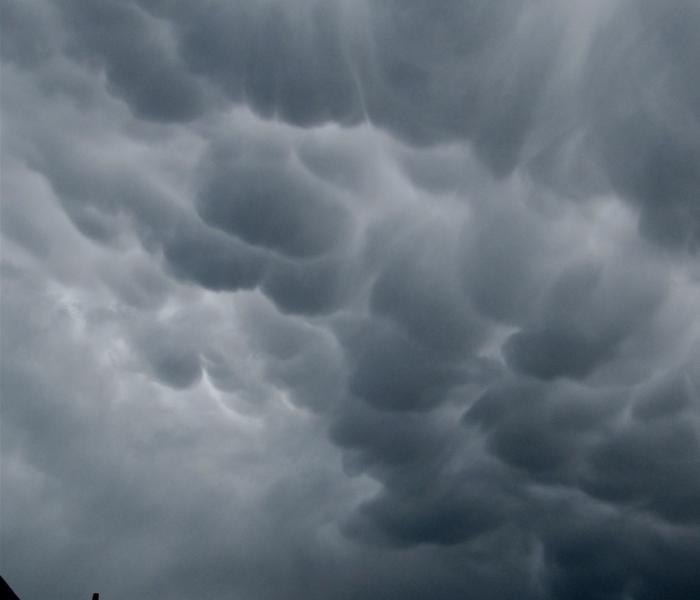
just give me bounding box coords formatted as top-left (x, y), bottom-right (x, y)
top-left (2, 1), bottom-right (700, 599)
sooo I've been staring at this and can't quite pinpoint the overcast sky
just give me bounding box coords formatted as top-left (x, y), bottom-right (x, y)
top-left (2, 1), bottom-right (700, 599)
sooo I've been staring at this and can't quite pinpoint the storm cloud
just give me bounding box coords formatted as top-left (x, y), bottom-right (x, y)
top-left (2, 1), bottom-right (700, 599)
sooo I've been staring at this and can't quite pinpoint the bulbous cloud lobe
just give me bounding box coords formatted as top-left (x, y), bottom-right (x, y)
top-left (2, 1), bottom-right (700, 599)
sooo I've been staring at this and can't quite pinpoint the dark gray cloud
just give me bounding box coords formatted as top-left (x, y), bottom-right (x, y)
top-left (56, 0), bottom-right (208, 122)
top-left (161, 219), bottom-right (267, 292)
top-left (2, 1), bottom-right (700, 599)
top-left (503, 255), bottom-right (666, 379)
top-left (369, 223), bottom-right (485, 358)
top-left (195, 140), bottom-right (353, 260)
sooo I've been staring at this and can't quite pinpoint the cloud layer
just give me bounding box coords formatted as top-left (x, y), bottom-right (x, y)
top-left (2, 1), bottom-right (699, 599)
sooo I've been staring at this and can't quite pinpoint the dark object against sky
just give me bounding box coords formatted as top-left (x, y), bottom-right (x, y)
top-left (1, 1), bottom-right (699, 599)
top-left (1, 576), bottom-right (21, 600)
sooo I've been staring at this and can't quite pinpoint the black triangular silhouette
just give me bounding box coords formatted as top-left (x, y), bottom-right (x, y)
top-left (0, 575), bottom-right (21, 600)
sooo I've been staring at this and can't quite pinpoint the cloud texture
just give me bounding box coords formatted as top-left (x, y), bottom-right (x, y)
top-left (2, 1), bottom-right (700, 598)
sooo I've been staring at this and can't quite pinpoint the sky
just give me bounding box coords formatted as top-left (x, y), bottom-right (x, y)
top-left (1, 1), bottom-right (700, 599)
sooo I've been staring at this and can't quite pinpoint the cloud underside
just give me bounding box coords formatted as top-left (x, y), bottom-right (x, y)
top-left (2, 1), bottom-right (700, 599)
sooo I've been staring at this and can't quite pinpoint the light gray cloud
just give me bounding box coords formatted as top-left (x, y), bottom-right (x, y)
top-left (2, 1), bottom-right (700, 599)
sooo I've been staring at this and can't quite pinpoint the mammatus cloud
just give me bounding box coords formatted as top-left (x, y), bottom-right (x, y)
top-left (2, 1), bottom-right (699, 599)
